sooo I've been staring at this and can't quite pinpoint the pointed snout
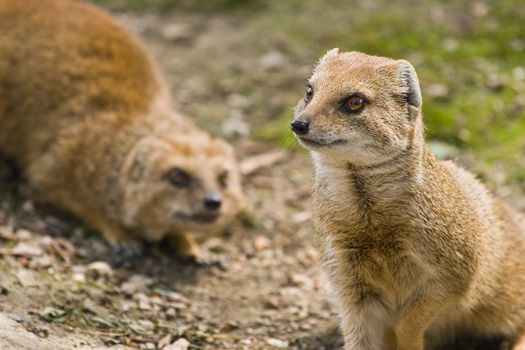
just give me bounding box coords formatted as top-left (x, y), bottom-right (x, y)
top-left (291, 119), bottom-right (309, 135)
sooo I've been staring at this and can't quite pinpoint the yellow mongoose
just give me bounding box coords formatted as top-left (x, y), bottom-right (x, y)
top-left (292, 49), bottom-right (525, 350)
top-left (0, 0), bottom-right (243, 257)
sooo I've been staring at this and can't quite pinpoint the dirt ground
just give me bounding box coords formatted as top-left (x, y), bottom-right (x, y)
top-left (0, 6), bottom-right (519, 350)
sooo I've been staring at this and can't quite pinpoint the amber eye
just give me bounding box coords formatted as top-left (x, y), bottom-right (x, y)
top-left (218, 171), bottom-right (229, 188)
top-left (304, 84), bottom-right (313, 102)
top-left (165, 167), bottom-right (192, 188)
top-left (343, 95), bottom-right (366, 113)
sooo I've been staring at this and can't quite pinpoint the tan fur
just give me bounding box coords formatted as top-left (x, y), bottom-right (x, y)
top-left (293, 49), bottom-right (525, 350)
top-left (0, 0), bottom-right (243, 256)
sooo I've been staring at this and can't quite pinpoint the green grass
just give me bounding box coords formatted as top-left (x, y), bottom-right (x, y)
top-left (257, 0), bottom-right (525, 180)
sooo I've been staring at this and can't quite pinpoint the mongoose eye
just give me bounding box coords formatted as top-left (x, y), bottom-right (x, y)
top-left (165, 167), bottom-right (192, 188)
top-left (343, 95), bottom-right (366, 113)
top-left (304, 84), bottom-right (314, 103)
top-left (218, 170), bottom-right (229, 188)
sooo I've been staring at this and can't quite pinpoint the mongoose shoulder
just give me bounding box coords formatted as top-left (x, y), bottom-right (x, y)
top-left (0, 0), bottom-right (244, 257)
top-left (292, 49), bottom-right (525, 350)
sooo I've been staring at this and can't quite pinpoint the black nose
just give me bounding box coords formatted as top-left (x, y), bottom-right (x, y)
top-left (291, 119), bottom-right (309, 135)
top-left (203, 194), bottom-right (222, 210)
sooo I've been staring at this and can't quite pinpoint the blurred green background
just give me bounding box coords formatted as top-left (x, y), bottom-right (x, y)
top-left (97, 0), bottom-right (525, 186)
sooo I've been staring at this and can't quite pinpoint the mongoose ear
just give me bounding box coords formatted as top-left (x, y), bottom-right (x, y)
top-left (124, 137), bottom-right (170, 182)
top-left (318, 48), bottom-right (340, 65)
top-left (397, 60), bottom-right (422, 109)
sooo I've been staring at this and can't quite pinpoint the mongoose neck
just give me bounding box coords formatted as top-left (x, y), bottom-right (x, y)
top-left (313, 142), bottom-right (431, 209)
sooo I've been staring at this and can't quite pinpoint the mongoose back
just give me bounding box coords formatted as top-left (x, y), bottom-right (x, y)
top-left (0, 0), bottom-right (243, 257)
top-left (292, 49), bottom-right (525, 350)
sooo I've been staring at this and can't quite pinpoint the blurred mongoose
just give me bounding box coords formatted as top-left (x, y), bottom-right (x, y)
top-left (291, 49), bottom-right (525, 350)
top-left (0, 0), bottom-right (243, 257)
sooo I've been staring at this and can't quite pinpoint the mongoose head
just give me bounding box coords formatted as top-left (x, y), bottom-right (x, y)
top-left (120, 132), bottom-right (244, 241)
top-left (292, 49), bottom-right (423, 166)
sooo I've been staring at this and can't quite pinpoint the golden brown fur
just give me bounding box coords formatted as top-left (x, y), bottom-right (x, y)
top-left (0, 0), bottom-right (243, 256)
top-left (292, 49), bottom-right (525, 350)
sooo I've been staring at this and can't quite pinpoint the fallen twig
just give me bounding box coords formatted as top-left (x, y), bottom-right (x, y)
top-left (47, 238), bottom-right (76, 264)
top-left (239, 151), bottom-right (287, 176)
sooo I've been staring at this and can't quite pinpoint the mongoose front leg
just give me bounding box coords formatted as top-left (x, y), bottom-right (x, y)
top-left (339, 299), bottom-right (394, 350)
top-left (76, 209), bottom-right (143, 256)
top-left (169, 233), bottom-right (202, 259)
top-left (90, 217), bottom-right (130, 244)
top-left (394, 289), bottom-right (448, 350)
top-left (93, 218), bottom-right (143, 257)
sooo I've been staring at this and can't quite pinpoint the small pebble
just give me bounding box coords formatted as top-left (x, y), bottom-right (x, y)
top-left (85, 261), bottom-right (113, 280)
top-left (266, 337), bottom-right (289, 348)
top-left (165, 307), bottom-right (176, 318)
top-left (165, 338), bottom-right (190, 350)
top-left (143, 343), bottom-right (155, 350)
top-left (253, 236), bottom-right (270, 252)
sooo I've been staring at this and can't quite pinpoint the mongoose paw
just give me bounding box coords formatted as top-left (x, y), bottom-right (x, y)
top-left (168, 233), bottom-right (203, 259)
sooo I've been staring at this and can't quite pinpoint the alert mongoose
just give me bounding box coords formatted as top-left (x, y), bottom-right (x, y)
top-left (291, 49), bottom-right (525, 350)
top-left (0, 0), bottom-right (243, 257)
